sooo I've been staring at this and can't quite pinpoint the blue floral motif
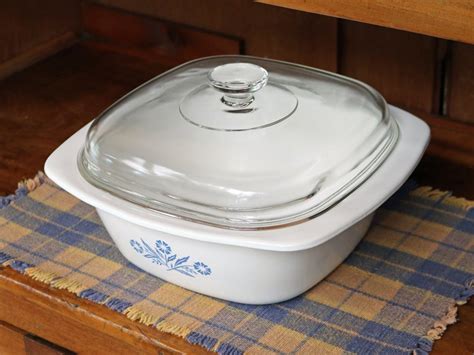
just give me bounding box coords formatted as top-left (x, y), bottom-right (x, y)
top-left (193, 262), bottom-right (211, 276)
top-left (155, 240), bottom-right (171, 255)
top-left (130, 240), bottom-right (143, 254)
top-left (129, 238), bottom-right (212, 278)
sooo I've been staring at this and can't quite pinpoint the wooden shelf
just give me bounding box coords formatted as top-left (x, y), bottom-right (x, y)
top-left (257, 0), bottom-right (474, 44)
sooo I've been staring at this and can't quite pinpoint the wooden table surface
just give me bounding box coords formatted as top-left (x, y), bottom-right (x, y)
top-left (0, 43), bottom-right (473, 354)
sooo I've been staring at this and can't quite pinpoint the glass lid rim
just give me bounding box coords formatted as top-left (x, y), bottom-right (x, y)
top-left (79, 54), bottom-right (395, 230)
top-left (78, 121), bottom-right (398, 231)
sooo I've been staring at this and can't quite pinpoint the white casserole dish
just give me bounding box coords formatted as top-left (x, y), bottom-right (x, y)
top-left (45, 56), bottom-right (430, 304)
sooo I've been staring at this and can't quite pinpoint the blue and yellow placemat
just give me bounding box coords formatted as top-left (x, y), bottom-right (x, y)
top-left (0, 173), bottom-right (473, 354)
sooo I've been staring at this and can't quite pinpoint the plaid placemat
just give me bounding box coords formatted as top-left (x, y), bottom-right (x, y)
top-left (0, 173), bottom-right (473, 354)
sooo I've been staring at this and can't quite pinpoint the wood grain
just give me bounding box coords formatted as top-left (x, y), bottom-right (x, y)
top-left (0, 321), bottom-right (26, 355)
top-left (338, 21), bottom-right (438, 112)
top-left (431, 301), bottom-right (474, 354)
top-left (413, 110), bottom-right (474, 199)
top-left (0, 321), bottom-right (74, 355)
top-left (0, 45), bottom-right (166, 196)
top-left (0, 267), bottom-right (207, 354)
top-left (24, 335), bottom-right (74, 355)
top-left (256, 0), bottom-right (474, 45)
top-left (82, 3), bottom-right (241, 67)
top-left (0, 1), bottom-right (243, 195)
top-left (0, 32), bottom-right (77, 80)
top-left (422, 112), bottom-right (474, 169)
top-left (88, 0), bottom-right (474, 124)
top-left (447, 42), bottom-right (474, 123)
top-left (93, 0), bottom-right (338, 71)
top-left (0, 0), bottom-right (81, 64)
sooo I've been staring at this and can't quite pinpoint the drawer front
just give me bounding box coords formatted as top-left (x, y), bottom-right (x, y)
top-left (0, 321), bottom-right (74, 355)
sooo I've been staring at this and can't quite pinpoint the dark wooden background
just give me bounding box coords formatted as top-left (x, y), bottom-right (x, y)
top-left (0, 1), bottom-right (473, 354)
top-left (90, 0), bottom-right (474, 125)
top-left (2, 0), bottom-right (474, 122)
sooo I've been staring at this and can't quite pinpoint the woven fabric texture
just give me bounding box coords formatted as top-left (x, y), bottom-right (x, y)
top-left (0, 174), bottom-right (473, 354)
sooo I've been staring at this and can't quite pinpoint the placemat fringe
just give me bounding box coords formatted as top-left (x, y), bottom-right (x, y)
top-left (0, 172), bottom-right (47, 209)
top-left (0, 252), bottom-right (198, 343)
top-left (125, 306), bottom-right (161, 326)
top-left (0, 252), bottom-right (198, 346)
top-left (187, 332), bottom-right (219, 351)
top-left (14, 254), bottom-right (469, 355)
top-left (214, 342), bottom-right (242, 355)
top-left (79, 288), bottom-right (108, 303)
top-left (156, 320), bottom-right (192, 338)
top-left (410, 186), bottom-right (474, 210)
top-left (50, 277), bottom-right (85, 293)
top-left (104, 298), bottom-right (132, 312)
top-left (1, 173), bottom-right (473, 354)
top-left (443, 196), bottom-right (474, 211)
top-left (413, 277), bottom-right (474, 354)
top-left (25, 267), bottom-right (60, 284)
top-left (0, 173), bottom-right (201, 347)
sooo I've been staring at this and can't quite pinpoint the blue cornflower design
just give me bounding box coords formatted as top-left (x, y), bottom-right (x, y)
top-left (193, 262), bottom-right (212, 276)
top-left (130, 239), bottom-right (143, 254)
top-left (155, 240), bottom-right (172, 255)
top-left (130, 239), bottom-right (212, 278)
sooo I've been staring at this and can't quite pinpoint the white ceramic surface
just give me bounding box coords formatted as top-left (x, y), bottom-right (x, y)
top-left (45, 106), bottom-right (429, 304)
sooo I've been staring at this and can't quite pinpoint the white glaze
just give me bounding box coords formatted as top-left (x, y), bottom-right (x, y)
top-left (45, 106), bottom-right (429, 304)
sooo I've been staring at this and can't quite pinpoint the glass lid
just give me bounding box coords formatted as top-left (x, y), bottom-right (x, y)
top-left (79, 55), bottom-right (398, 229)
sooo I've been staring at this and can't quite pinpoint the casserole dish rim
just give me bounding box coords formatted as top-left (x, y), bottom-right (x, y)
top-left (44, 105), bottom-right (430, 252)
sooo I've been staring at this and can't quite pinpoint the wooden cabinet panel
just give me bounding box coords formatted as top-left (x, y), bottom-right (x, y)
top-left (0, 321), bottom-right (73, 355)
top-left (339, 21), bottom-right (438, 112)
top-left (24, 335), bottom-right (74, 355)
top-left (82, 3), bottom-right (240, 67)
top-left (93, 0), bottom-right (338, 71)
top-left (447, 43), bottom-right (474, 123)
top-left (256, 0), bottom-right (474, 45)
top-left (0, 322), bottom-right (26, 355)
top-left (0, 0), bottom-right (81, 78)
top-left (0, 266), bottom-right (206, 354)
top-left (240, 2), bottom-right (337, 70)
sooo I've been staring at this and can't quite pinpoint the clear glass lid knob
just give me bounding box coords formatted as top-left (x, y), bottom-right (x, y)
top-left (208, 63), bottom-right (268, 107)
top-left (179, 61), bottom-right (298, 131)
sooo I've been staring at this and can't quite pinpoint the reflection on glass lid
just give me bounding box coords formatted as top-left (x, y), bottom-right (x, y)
top-left (79, 56), bottom-right (398, 229)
